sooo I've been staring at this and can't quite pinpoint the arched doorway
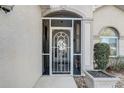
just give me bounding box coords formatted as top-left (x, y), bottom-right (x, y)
top-left (42, 10), bottom-right (83, 75)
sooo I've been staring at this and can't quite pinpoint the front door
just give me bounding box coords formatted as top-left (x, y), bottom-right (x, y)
top-left (51, 29), bottom-right (72, 74)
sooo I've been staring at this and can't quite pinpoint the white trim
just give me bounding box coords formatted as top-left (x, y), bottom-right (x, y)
top-left (109, 55), bottom-right (119, 58)
top-left (80, 20), bottom-right (84, 75)
top-left (100, 36), bottom-right (118, 38)
top-left (50, 19), bottom-right (52, 75)
top-left (50, 27), bottom-right (73, 75)
top-left (73, 54), bottom-right (82, 55)
top-left (100, 36), bottom-right (119, 57)
top-left (51, 27), bottom-right (72, 30)
top-left (71, 20), bottom-right (74, 75)
top-left (41, 19), bottom-right (43, 75)
top-left (42, 53), bottom-right (50, 55)
top-left (42, 17), bottom-right (82, 20)
top-left (50, 74), bottom-right (73, 76)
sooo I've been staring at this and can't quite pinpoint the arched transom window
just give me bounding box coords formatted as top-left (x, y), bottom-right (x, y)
top-left (100, 27), bottom-right (119, 57)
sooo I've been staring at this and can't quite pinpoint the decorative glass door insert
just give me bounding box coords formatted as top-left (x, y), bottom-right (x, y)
top-left (52, 29), bottom-right (71, 74)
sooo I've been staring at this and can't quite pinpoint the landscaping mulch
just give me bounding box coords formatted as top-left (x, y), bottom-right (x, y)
top-left (106, 70), bottom-right (124, 88)
top-left (74, 76), bottom-right (87, 88)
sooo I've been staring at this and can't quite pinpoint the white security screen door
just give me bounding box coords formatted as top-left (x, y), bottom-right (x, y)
top-left (52, 29), bottom-right (71, 74)
top-left (42, 18), bottom-right (82, 75)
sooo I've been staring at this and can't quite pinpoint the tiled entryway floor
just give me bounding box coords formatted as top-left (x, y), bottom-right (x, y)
top-left (34, 76), bottom-right (77, 88)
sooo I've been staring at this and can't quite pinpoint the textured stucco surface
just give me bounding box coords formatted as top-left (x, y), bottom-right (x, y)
top-left (93, 5), bottom-right (124, 56)
top-left (0, 5), bottom-right (42, 87)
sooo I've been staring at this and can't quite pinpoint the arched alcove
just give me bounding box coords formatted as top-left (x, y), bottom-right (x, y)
top-left (42, 8), bottom-right (83, 75)
top-left (44, 10), bottom-right (82, 18)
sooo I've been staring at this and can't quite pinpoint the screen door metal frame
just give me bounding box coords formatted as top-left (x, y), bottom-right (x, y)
top-left (41, 17), bottom-right (83, 76)
top-left (50, 27), bottom-right (73, 75)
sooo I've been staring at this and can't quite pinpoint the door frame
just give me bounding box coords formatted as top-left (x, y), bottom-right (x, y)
top-left (41, 17), bottom-right (83, 76)
top-left (50, 27), bottom-right (73, 76)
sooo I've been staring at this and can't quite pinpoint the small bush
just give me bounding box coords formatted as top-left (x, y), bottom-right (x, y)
top-left (109, 56), bottom-right (124, 71)
top-left (94, 43), bottom-right (110, 70)
top-left (111, 62), bottom-right (124, 71)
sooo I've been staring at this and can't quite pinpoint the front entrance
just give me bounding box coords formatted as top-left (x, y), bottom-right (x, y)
top-left (51, 29), bottom-right (72, 74)
top-left (42, 17), bottom-right (82, 76)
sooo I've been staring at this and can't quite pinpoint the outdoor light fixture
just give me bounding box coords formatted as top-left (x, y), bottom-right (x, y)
top-left (0, 5), bottom-right (14, 13)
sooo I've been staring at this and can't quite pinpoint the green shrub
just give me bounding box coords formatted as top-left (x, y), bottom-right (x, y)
top-left (94, 43), bottom-right (110, 70)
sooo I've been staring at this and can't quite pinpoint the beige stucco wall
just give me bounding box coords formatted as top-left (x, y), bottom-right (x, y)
top-left (68, 5), bottom-right (93, 18)
top-left (0, 5), bottom-right (42, 87)
top-left (93, 5), bottom-right (124, 56)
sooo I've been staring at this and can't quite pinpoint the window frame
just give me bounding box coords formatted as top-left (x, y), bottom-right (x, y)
top-left (100, 36), bottom-right (119, 57)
